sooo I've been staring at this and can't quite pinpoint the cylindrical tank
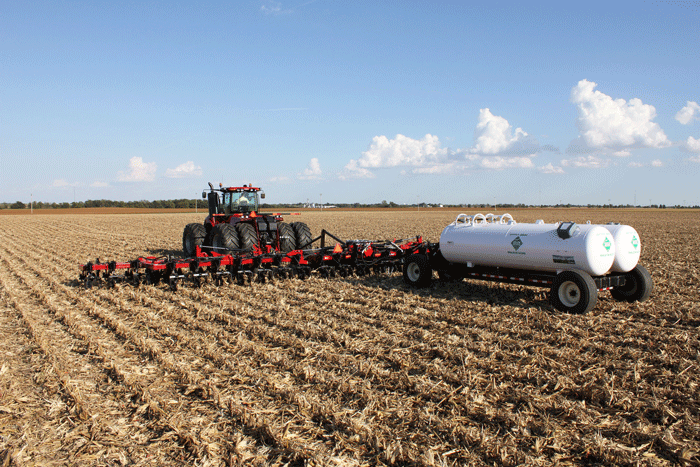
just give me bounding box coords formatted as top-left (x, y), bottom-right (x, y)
top-left (439, 214), bottom-right (616, 276)
top-left (596, 223), bottom-right (641, 273)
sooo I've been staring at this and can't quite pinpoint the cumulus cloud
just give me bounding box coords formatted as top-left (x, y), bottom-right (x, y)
top-left (470, 108), bottom-right (532, 155)
top-left (340, 159), bottom-right (375, 179)
top-left (685, 136), bottom-right (700, 153)
top-left (298, 158), bottom-right (322, 180)
top-left (613, 150), bottom-right (631, 157)
top-left (165, 161), bottom-right (202, 179)
top-left (117, 157), bottom-right (157, 182)
top-left (538, 163), bottom-right (565, 174)
top-left (651, 159), bottom-right (663, 167)
top-left (676, 101), bottom-right (700, 125)
top-left (561, 155), bottom-right (610, 169)
top-left (479, 156), bottom-right (534, 170)
top-left (339, 110), bottom-right (547, 179)
top-left (570, 79), bottom-right (670, 150)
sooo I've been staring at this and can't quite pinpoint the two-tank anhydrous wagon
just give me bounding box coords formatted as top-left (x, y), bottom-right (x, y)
top-left (402, 213), bottom-right (652, 314)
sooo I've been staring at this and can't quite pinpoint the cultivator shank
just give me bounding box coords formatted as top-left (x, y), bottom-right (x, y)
top-left (79, 230), bottom-right (430, 290)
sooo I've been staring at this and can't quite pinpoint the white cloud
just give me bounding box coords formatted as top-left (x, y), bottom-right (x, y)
top-left (613, 150), bottom-right (631, 157)
top-left (675, 101), bottom-right (700, 125)
top-left (117, 157), bottom-right (157, 182)
top-left (269, 176), bottom-right (291, 183)
top-left (298, 158), bottom-right (322, 180)
top-left (52, 179), bottom-right (78, 188)
top-left (538, 163), bottom-right (565, 174)
top-left (685, 136), bottom-right (700, 153)
top-left (479, 156), bottom-right (534, 170)
top-left (690, 156), bottom-right (700, 163)
top-left (470, 108), bottom-right (530, 155)
top-left (561, 155), bottom-right (610, 169)
top-left (90, 181), bottom-right (110, 188)
top-left (570, 79), bottom-right (670, 150)
top-left (339, 110), bottom-right (545, 180)
top-left (165, 161), bottom-right (202, 178)
top-left (359, 134), bottom-right (448, 168)
top-left (260, 1), bottom-right (290, 14)
top-left (651, 159), bottom-right (663, 167)
top-left (340, 159), bottom-right (375, 179)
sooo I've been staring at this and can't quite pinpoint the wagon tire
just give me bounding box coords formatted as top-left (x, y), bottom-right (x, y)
top-left (550, 270), bottom-right (597, 314)
top-left (610, 264), bottom-right (653, 303)
top-left (183, 223), bottom-right (206, 257)
top-left (211, 223), bottom-right (240, 254)
top-left (403, 254), bottom-right (432, 288)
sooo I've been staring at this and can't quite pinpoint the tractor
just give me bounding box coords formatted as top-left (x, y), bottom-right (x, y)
top-left (182, 182), bottom-right (312, 257)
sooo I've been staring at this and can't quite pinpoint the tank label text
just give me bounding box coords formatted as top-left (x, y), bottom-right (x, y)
top-left (553, 255), bottom-right (576, 265)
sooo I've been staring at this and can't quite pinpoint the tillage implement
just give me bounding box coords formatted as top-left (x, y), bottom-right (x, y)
top-left (79, 189), bottom-right (653, 314)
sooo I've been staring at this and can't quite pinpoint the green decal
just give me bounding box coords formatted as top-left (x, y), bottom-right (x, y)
top-left (631, 235), bottom-right (639, 249)
top-left (511, 236), bottom-right (523, 251)
top-left (603, 237), bottom-right (611, 252)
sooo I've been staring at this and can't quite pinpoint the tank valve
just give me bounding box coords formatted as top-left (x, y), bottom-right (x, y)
top-left (557, 222), bottom-right (580, 239)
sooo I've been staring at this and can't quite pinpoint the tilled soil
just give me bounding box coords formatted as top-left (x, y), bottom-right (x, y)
top-left (0, 209), bottom-right (698, 466)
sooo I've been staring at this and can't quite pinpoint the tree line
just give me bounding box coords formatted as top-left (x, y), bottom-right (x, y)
top-left (1, 199), bottom-right (697, 210)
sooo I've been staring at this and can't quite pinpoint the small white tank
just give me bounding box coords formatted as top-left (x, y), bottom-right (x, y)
top-left (439, 213), bottom-right (616, 276)
top-left (597, 223), bottom-right (641, 273)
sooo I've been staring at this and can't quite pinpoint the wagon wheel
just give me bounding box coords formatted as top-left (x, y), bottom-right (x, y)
top-left (550, 270), bottom-right (598, 314)
top-left (610, 264), bottom-right (653, 303)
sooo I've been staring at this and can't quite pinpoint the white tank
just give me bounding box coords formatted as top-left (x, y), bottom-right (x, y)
top-left (439, 213), bottom-right (616, 276)
top-left (595, 223), bottom-right (641, 273)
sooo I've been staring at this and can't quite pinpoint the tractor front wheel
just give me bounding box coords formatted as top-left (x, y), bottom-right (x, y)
top-left (291, 222), bottom-right (312, 250)
top-left (236, 223), bottom-right (258, 252)
top-left (278, 222), bottom-right (296, 253)
top-left (183, 223), bottom-right (206, 257)
top-left (211, 224), bottom-right (240, 254)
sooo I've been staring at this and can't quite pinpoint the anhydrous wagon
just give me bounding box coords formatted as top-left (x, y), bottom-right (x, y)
top-left (402, 213), bottom-right (652, 314)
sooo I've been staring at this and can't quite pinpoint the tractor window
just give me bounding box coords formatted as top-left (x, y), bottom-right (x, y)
top-left (232, 192), bottom-right (258, 212)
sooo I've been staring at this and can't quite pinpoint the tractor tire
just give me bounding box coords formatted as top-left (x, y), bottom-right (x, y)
top-left (610, 264), bottom-right (653, 303)
top-left (403, 254), bottom-right (433, 288)
top-left (236, 222), bottom-right (258, 252)
top-left (291, 222), bottom-right (312, 250)
top-left (278, 222), bottom-right (296, 253)
top-left (183, 223), bottom-right (206, 257)
top-left (550, 270), bottom-right (598, 314)
top-left (211, 223), bottom-right (240, 254)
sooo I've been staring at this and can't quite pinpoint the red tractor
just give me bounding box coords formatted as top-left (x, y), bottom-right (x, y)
top-left (182, 182), bottom-right (312, 257)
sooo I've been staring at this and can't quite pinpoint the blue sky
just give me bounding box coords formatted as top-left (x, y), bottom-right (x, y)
top-left (2, 1), bottom-right (699, 206)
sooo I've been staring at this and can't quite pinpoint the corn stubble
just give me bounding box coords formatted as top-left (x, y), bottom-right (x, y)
top-left (0, 209), bottom-right (698, 466)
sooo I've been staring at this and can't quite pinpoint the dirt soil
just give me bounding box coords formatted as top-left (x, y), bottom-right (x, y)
top-left (0, 209), bottom-right (697, 466)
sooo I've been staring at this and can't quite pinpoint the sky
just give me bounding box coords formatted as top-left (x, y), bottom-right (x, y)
top-left (1, 0), bottom-right (699, 206)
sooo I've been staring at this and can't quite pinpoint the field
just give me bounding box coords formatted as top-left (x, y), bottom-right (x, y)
top-left (0, 209), bottom-right (698, 466)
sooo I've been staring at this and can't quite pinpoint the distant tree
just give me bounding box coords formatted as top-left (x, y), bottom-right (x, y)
top-left (11, 201), bottom-right (25, 209)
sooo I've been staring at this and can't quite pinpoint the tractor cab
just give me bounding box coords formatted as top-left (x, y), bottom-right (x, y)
top-left (202, 183), bottom-right (265, 217)
top-left (223, 190), bottom-right (259, 214)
